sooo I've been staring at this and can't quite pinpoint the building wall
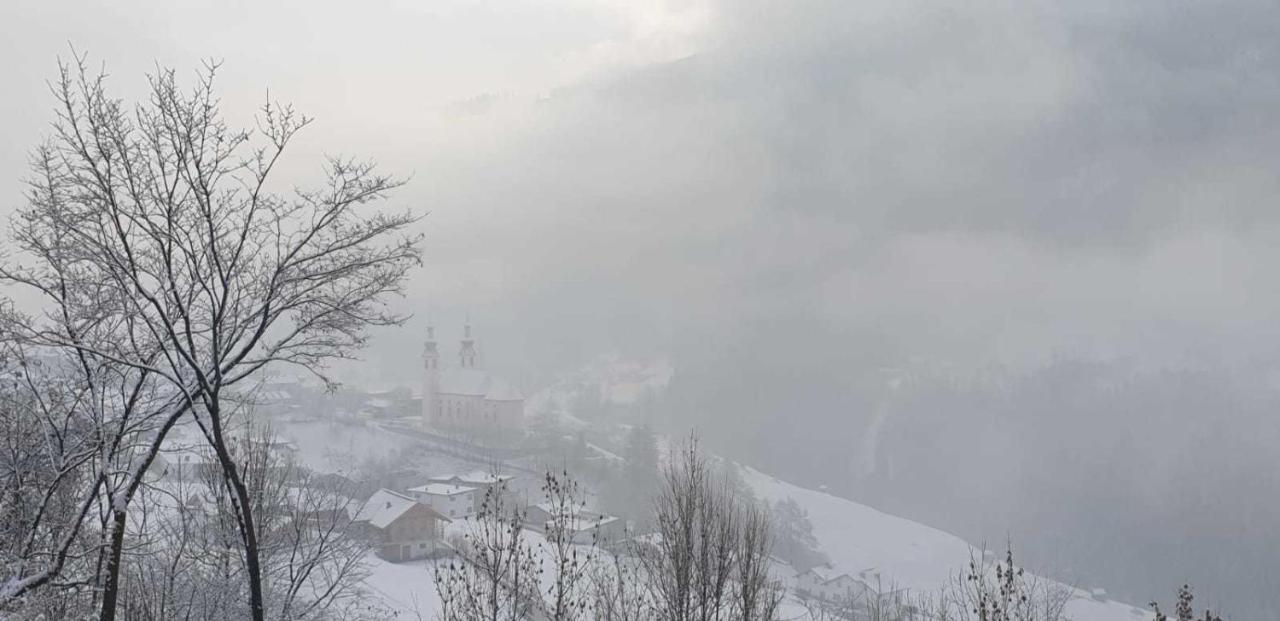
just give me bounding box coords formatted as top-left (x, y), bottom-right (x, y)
top-left (415, 491), bottom-right (476, 519)
top-left (372, 511), bottom-right (448, 562)
top-left (432, 393), bottom-right (523, 430)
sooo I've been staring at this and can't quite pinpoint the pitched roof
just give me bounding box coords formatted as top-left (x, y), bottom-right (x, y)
top-left (407, 483), bottom-right (477, 496)
top-left (356, 489), bottom-right (448, 529)
top-left (428, 470), bottom-right (516, 486)
top-left (801, 565), bottom-right (852, 584)
top-left (438, 368), bottom-right (524, 401)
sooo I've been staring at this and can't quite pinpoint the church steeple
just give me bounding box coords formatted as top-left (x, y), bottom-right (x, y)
top-left (422, 323), bottom-right (441, 426)
top-left (459, 323), bottom-right (478, 368)
top-left (423, 325), bottom-right (439, 370)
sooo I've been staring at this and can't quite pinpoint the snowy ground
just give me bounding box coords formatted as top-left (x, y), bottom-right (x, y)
top-left (273, 420), bottom-right (414, 473)
top-left (362, 466), bottom-right (1153, 620)
top-left (363, 556), bottom-right (442, 619)
top-left (745, 469), bottom-right (1153, 621)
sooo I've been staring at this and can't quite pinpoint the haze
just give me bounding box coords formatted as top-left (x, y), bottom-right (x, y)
top-left (2, 0), bottom-right (1278, 618)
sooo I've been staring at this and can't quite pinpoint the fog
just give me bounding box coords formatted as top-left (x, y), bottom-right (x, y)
top-left (3, 0), bottom-right (1279, 617)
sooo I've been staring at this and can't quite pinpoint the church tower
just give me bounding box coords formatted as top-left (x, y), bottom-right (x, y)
top-left (422, 325), bottom-right (440, 425)
top-left (459, 323), bottom-right (478, 369)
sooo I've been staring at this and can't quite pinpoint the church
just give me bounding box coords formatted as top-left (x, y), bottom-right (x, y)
top-left (421, 324), bottom-right (525, 431)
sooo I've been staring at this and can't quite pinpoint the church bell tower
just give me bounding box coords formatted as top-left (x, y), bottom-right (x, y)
top-left (422, 325), bottom-right (440, 426)
top-left (459, 323), bottom-right (478, 369)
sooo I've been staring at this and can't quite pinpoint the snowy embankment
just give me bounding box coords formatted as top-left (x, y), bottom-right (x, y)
top-left (745, 469), bottom-right (1153, 621)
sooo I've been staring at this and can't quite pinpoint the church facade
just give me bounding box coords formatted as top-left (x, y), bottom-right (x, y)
top-left (422, 325), bottom-right (524, 431)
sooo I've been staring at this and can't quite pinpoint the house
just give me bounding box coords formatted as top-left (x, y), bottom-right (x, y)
top-left (159, 445), bottom-right (218, 482)
top-left (544, 514), bottom-right (627, 545)
top-left (355, 489), bottom-right (451, 561)
top-left (285, 487), bottom-right (361, 526)
top-left (522, 502), bottom-right (556, 531)
top-left (406, 482), bottom-right (480, 519)
top-left (796, 565), bottom-right (876, 602)
top-left (420, 470), bottom-right (521, 514)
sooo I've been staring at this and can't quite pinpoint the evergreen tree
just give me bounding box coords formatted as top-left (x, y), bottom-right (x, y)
top-left (771, 498), bottom-right (827, 571)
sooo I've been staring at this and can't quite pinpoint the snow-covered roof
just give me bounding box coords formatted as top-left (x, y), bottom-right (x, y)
top-left (428, 470), bottom-right (516, 486)
top-left (356, 489), bottom-right (447, 529)
top-left (545, 515), bottom-right (621, 533)
top-left (438, 368), bottom-right (524, 401)
top-left (800, 564), bottom-right (857, 585)
top-left (162, 445), bottom-right (214, 466)
top-left (282, 487), bottom-right (361, 517)
top-left (407, 483), bottom-right (477, 496)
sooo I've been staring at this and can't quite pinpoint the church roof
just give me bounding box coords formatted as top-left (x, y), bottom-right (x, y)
top-left (438, 368), bottom-right (524, 402)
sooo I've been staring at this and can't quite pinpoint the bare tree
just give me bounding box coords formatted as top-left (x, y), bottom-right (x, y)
top-left (588, 543), bottom-right (656, 621)
top-left (732, 501), bottom-right (783, 621)
top-left (116, 424), bottom-right (373, 621)
top-left (938, 545), bottom-right (1072, 621)
top-left (435, 481), bottom-right (540, 621)
top-left (1, 51), bottom-right (420, 620)
top-left (0, 346), bottom-right (97, 616)
top-left (0, 340), bottom-right (174, 617)
top-left (638, 438), bottom-right (782, 621)
top-left (435, 469), bottom-right (614, 621)
top-left (799, 592), bottom-right (862, 621)
top-left (541, 470), bottom-right (593, 621)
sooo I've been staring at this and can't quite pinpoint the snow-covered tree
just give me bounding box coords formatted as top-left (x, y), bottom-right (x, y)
top-left (771, 497), bottom-right (828, 571)
top-left (1, 52), bottom-right (420, 620)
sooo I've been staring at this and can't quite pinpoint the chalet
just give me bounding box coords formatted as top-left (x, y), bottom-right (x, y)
top-left (522, 503), bottom-right (556, 531)
top-left (355, 489), bottom-right (451, 561)
top-left (544, 514), bottom-right (627, 545)
top-left (406, 482), bottom-right (479, 519)
top-left (426, 470), bottom-right (517, 492)
top-left (159, 446), bottom-right (218, 482)
top-left (419, 470), bottom-right (521, 514)
top-left (796, 565), bottom-right (873, 602)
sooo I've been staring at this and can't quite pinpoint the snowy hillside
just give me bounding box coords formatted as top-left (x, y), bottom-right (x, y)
top-left (359, 459), bottom-right (1153, 620)
top-left (745, 469), bottom-right (1153, 621)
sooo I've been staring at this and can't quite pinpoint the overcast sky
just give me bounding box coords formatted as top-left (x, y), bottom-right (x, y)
top-left (3, 0), bottom-right (1280, 390)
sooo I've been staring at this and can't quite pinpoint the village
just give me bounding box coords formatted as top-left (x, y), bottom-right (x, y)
top-left (125, 324), bottom-right (913, 619)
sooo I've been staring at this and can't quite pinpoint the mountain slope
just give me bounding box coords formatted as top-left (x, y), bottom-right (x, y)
top-left (745, 468), bottom-right (1152, 621)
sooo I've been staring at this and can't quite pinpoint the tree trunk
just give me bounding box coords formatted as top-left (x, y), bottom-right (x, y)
top-left (232, 474), bottom-right (267, 621)
top-left (99, 406), bottom-right (190, 621)
top-left (97, 509), bottom-right (128, 621)
top-left (206, 409), bottom-right (267, 621)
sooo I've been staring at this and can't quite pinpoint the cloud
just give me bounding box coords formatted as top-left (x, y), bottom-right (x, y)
top-left (3, 0), bottom-right (1280, 382)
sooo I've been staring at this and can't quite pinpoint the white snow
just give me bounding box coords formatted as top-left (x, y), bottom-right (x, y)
top-left (362, 555), bottom-right (444, 618)
top-left (743, 468), bottom-right (1153, 621)
top-left (361, 464), bottom-right (1152, 620)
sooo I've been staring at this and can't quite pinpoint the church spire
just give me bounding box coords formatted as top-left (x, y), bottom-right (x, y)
top-left (423, 323), bottom-right (439, 369)
top-left (459, 322), bottom-right (478, 368)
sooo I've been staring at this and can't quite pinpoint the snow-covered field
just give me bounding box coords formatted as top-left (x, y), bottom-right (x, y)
top-left (746, 469), bottom-right (1153, 621)
top-left (363, 556), bottom-right (442, 619)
